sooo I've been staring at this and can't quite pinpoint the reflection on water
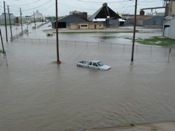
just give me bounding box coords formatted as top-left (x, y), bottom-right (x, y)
top-left (94, 35), bottom-right (117, 42)
top-left (0, 39), bottom-right (175, 131)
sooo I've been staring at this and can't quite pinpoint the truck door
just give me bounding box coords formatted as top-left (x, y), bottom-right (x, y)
top-left (92, 62), bottom-right (99, 69)
top-left (89, 62), bottom-right (92, 68)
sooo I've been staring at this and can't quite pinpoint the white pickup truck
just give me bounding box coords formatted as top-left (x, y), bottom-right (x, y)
top-left (77, 60), bottom-right (111, 71)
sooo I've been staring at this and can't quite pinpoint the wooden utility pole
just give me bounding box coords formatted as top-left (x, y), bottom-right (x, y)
top-left (165, 1), bottom-right (168, 16)
top-left (131, 0), bottom-right (138, 62)
top-left (33, 11), bottom-right (36, 28)
top-left (0, 29), bottom-right (5, 54)
top-left (55, 0), bottom-right (61, 64)
top-left (20, 8), bottom-right (23, 33)
top-left (3, 1), bottom-right (8, 42)
top-left (7, 5), bottom-right (13, 40)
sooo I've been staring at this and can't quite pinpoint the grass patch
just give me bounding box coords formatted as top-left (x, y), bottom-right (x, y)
top-left (151, 127), bottom-right (157, 131)
top-left (0, 50), bottom-right (2, 53)
top-left (136, 36), bottom-right (175, 46)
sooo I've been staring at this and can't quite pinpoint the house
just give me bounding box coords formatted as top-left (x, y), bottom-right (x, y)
top-left (70, 22), bottom-right (105, 30)
top-left (31, 10), bottom-right (44, 22)
top-left (52, 15), bottom-right (88, 28)
top-left (25, 16), bottom-right (32, 22)
top-left (88, 3), bottom-right (121, 27)
top-left (52, 15), bottom-right (105, 29)
top-left (163, 16), bottom-right (175, 39)
top-left (52, 3), bottom-right (121, 29)
top-left (0, 13), bottom-right (16, 25)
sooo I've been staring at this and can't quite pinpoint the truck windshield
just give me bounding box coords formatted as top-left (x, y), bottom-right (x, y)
top-left (97, 61), bottom-right (104, 66)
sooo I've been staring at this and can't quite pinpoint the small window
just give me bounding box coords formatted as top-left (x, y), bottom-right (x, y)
top-left (80, 25), bottom-right (88, 27)
top-left (93, 63), bottom-right (97, 66)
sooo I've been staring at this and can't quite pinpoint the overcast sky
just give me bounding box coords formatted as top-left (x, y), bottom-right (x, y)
top-left (0, 0), bottom-right (166, 17)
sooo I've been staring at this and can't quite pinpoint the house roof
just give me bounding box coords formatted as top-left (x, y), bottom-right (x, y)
top-left (58, 15), bottom-right (88, 23)
top-left (88, 3), bottom-right (121, 21)
top-left (163, 16), bottom-right (175, 24)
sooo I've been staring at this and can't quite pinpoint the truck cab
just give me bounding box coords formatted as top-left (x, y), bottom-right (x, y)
top-left (89, 61), bottom-right (99, 69)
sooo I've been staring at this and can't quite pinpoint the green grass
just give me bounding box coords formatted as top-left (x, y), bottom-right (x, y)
top-left (136, 36), bottom-right (175, 46)
top-left (0, 50), bottom-right (2, 53)
top-left (151, 128), bottom-right (157, 131)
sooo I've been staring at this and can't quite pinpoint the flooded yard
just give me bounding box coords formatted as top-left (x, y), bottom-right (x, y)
top-left (0, 25), bottom-right (175, 131)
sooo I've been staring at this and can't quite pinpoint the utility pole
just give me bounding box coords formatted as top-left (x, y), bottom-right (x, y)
top-left (20, 8), bottom-right (23, 34)
top-left (165, 0), bottom-right (168, 16)
top-left (7, 5), bottom-right (13, 40)
top-left (131, 0), bottom-right (138, 62)
top-left (55, 0), bottom-right (61, 64)
top-left (33, 11), bottom-right (36, 28)
top-left (0, 29), bottom-right (5, 54)
top-left (3, 1), bottom-right (8, 42)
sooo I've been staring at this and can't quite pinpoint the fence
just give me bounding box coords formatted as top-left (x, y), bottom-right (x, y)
top-left (11, 38), bottom-right (175, 61)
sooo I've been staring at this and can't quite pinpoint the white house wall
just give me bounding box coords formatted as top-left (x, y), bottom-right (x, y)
top-left (164, 18), bottom-right (175, 39)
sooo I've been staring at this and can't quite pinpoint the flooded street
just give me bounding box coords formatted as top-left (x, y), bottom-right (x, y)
top-left (0, 25), bottom-right (175, 131)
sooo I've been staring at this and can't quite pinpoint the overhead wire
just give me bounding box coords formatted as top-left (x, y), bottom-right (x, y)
top-left (23, 0), bottom-right (52, 11)
top-left (8, 0), bottom-right (43, 6)
top-left (77, 0), bottom-right (127, 3)
top-left (6, 0), bottom-right (53, 14)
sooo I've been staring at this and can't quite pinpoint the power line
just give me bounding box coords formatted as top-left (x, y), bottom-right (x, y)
top-left (4, 0), bottom-right (53, 15)
top-left (76, 0), bottom-right (127, 3)
top-left (22, 0), bottom-right (52, 11)
top-left (8, 0), bottom-right (42, 6)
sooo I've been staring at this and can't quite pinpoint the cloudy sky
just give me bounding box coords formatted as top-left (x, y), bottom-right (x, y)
top-left (0, 0), bottom-right (165, 16)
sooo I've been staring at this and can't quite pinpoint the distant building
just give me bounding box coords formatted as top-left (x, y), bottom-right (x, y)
top-left (52, 15), bottom-right (105, 29)
top-left (163, 16), bottom-right (175, 39)
top-left (25, 16), bottom-right (32, 23)
top-left (52, 15), bottom-right (88, 28)
top-left (143, 16), bottom-right (164, 27)
top-left (88, 3), bottom-right (121, 27)
top-left (70, 22), bottom-right (105, 30)
top-left (166, 1), bottom-right (175, 16)
top-left (0, 13), bottom-right (16, 25)
top-left (123, 15), bottom-right (164, 27)
top-left (31, 10), bottom-right (45, 22)
top-left (52, 3), bottom-right (121, 29)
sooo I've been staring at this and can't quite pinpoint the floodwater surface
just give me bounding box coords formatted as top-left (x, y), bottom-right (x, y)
top-left (0, 26), bottom-right (175, 131)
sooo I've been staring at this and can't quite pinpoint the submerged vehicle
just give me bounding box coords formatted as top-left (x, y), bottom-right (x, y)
top-left (77, 60), bottom-right (111, 71)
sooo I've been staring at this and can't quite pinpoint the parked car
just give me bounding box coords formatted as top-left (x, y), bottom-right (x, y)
top-left (77, 60), bottom-right (111, 71)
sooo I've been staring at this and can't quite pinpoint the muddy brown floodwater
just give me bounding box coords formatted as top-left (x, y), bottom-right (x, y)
top-left (0, 30), bottom-right (175, 131)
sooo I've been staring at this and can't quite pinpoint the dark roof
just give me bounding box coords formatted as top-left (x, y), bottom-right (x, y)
top-left (88, 3), bottom-right (121, 21)
top-left (58, 15), bottom-right (88, 23)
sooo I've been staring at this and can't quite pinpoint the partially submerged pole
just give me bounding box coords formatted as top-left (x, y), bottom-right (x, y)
top-left (131, 0), bottom-right (138, 62)
top-left (20, 8), bottom-right (23, 34)
top-left (0, 29), bottom-right (5, 54)
top-left (3, 1), bottom-right (8, 42)
top-left (7, 5), bottom-right (13, 40)
top-left (55, 0), bottom-right (61, 64)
